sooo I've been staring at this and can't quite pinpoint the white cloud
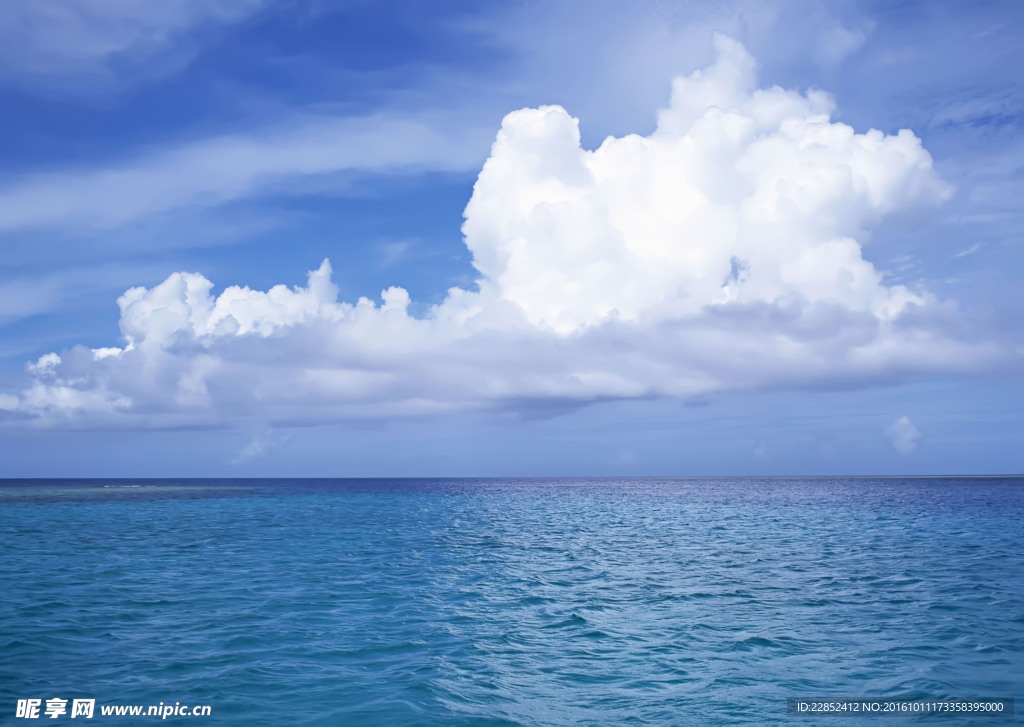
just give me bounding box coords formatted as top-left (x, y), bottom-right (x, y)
top-left (1, 36), bottom-right (1009, 430)
top-left (953, 243), bottom-right (982, 258)
top-left (885, 416), bottom-right (922, 454)
top-left (813, 23), bottom-right (868, 68)
top-left (25, 353), bottom-right (62, 378)
top-left (0, 0), bottom-right (269, 90)
top-left (0, 113), bottom-right (490, 232)
top-left (464, 35), bottom-right (951, 335)
top-left (231, 430), bottom-right (281, 464)
top-left (0, 262), bottom-right (178, 324)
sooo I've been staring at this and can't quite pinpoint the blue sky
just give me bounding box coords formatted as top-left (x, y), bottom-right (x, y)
top-left (0, 0), bottom-right (1022, 476)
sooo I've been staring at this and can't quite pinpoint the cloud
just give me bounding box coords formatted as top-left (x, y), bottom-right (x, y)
top-left (0, 0), bottom-right (270, 92)
top-left (953, 243), bottom-right (982, 258)
top-left (231, 430), bottom-right (280, 464)
top-left (464, 35), bottom-right (951, 335)
top-left (1, 36), bottom-right (1011, 430)
top-left (377, 239), bottom-right (425, 269)
top-left (885, 416), bottom-right (922, 454)
top-left (0, 262), bottom-right (179, 325)
top-left (813, 23), bottom-right (868, 68)
top-left (0, 113), bottom-right (490, 232)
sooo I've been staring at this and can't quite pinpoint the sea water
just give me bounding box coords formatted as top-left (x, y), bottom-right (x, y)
top-left (2, 478), bottom-right (1022, 725)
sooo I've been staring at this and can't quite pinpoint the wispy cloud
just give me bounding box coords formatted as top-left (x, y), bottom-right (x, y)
top-left (0, 0), bottom-right (273, 93)
top-left (0, 113), bottom-right (491, 233)
top-left (954, 243), bottom-right (982, 258)
top-left (0, 262), bottom-right (172, 326)
top-left (231, 430), bottom-right (282, 464)
top-left (377, 240), bottom-right (419, 269)
top-left (812, 22), bottom-right (870, 68)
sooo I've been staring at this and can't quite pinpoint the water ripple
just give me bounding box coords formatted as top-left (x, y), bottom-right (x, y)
top-left (1, 477), bottom-right (1022, 725)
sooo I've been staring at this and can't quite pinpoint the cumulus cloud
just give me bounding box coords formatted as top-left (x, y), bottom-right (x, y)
top-left (1, 36), bottom-right (1009, 429)
top-left (465, 35), bottom-right (950, 334)
top-left (885, 416), bottom-right (922, 454)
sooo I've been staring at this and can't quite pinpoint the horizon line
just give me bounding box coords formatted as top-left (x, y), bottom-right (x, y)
top-left (2, 474), bottom-right (1023, 481)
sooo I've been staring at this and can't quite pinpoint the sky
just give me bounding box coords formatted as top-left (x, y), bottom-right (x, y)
top-left (0, 0), bottom-right (1022, 477)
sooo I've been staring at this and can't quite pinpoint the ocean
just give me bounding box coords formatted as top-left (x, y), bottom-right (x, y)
top-left (2, 477), bottom-right (1022, 725)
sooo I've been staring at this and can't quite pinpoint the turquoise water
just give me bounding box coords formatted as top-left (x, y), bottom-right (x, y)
top-left (2, 478), bottom-right (1022, 725)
